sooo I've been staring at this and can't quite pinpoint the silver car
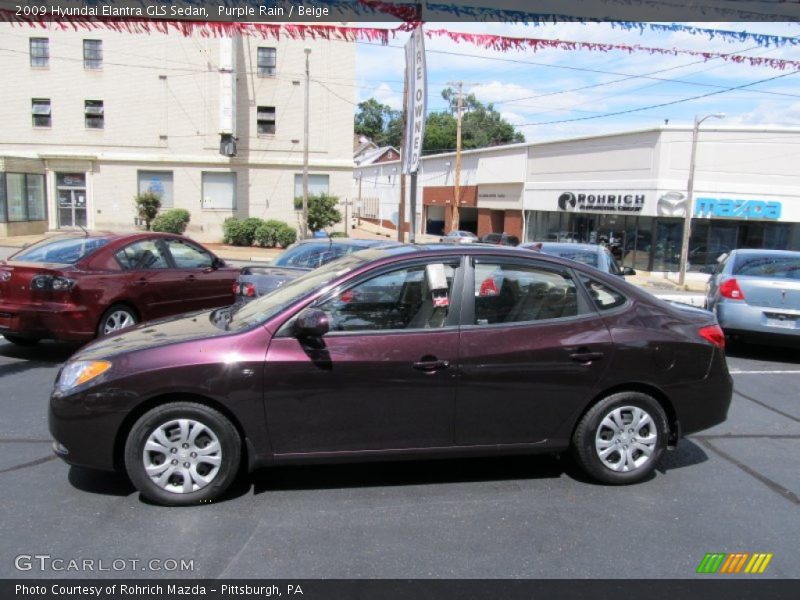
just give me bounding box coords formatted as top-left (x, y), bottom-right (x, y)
top-left (706, 249), bottom-right (800, 345)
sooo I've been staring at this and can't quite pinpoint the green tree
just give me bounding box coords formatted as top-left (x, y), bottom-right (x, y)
top-left (355, 98), bottom-right (402, 148)
top-left (134, 191), bottom-right (161, 231)
top-left (306, 193), bottom-right (342, 233)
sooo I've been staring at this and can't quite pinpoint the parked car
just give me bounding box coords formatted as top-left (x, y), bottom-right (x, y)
top-left (50, 244), bottom-right (732, 505)
top-left (706, 249), bottom-right (800, 345)
top-left (522, 242), bottom-right (636, 277)
top-left (234, 238), bottom-right (397, 301)
top-left (440, 230), bottom-right (479, 244)
top-left (0, 232), bottom-right (237, 344)
top-left (480, 232), bottom-right (520, 246)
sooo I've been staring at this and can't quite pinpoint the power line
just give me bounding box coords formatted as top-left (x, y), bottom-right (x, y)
top-left (515, 69), bottom-right (800, 126)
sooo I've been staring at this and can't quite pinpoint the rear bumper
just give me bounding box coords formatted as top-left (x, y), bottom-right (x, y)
top-left (669, 349), bottom-right (733, 436)
top-left (716, 301), bottom-right (800, 339)
top-left (0, 300), bottom-right (95, 341)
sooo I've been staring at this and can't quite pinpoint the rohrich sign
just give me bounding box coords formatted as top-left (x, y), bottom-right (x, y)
top-left (557, 191), bottom-right (645, 213)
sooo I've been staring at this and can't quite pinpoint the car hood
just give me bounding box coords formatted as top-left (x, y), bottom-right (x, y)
top-left (73, 310), bottom-right (231, 361)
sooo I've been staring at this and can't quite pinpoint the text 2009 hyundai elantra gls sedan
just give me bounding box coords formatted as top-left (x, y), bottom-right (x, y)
top-left (50, 245), bottom-right (732, 506)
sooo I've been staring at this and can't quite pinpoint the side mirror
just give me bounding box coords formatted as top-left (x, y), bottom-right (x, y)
top-left (212, 257), bottom-right (226, 269)
top-left (622, 267), bottom-right (636, 276)
top-left (294, 308), bottom-right (329, 338)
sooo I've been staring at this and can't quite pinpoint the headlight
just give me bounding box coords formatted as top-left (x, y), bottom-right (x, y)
top-left (57, 360), bottom-right (111, 392)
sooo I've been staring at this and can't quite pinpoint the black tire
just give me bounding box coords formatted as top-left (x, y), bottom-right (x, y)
top-left (97, 304), bottom-right (138, 337)
top-left (2, 334), bottom-right (39, 346)
top-left (572, 392), bottom-right (668, 485)
top-left (124, 402), bottom-right (242, 506)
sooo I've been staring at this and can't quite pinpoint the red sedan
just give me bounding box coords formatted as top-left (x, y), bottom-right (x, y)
top-left (0, 232), bottom-right (238, 345)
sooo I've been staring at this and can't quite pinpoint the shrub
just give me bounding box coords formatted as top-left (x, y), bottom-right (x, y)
top-left (241, 217), bottom-right (265, 244)
top-left (134, 191), bottom-right (162, 231)
top-left (254, 220), bottom-right (297, 248)
top-left (222, 218), bottom-right (248, 246)
top-left (151, 209), bottom-right (191, 234)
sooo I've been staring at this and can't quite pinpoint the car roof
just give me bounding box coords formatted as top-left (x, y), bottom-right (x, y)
top-left (529, 242), bottom-right (604, 253)
top-left (730, 248), bottom-right (800, 257)
top-left (292, 238), bottom-right (397, 248)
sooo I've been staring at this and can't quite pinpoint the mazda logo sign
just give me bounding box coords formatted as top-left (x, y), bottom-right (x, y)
top-left (657, 191), bottom-right (688, 217)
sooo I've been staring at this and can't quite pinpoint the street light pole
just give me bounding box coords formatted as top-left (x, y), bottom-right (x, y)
top-left (677, 112), bottom-right (724, 287)
top-left (302, 47), bottom-right (311, 239)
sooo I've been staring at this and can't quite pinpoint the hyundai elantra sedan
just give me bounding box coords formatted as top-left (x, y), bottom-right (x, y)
top-left (50, 245), bottom-right (732, 506)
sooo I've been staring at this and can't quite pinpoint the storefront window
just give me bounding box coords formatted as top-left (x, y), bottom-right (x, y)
top-left (26, 174), bottom-right (46, 221)
top-left (651, 219), bottom-right (683, 272)
top-left (6, 174), bottom-right (26, 222)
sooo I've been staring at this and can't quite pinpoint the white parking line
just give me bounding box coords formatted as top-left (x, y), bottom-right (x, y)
top-left (730, 370), bottom-right (800, 374)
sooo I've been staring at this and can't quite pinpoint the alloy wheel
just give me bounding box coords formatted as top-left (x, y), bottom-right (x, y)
top-left (103, 310), bottom-right (136, 334)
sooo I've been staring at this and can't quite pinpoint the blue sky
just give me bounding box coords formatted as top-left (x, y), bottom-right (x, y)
top-left (351, 21), bottom-right (800, 143)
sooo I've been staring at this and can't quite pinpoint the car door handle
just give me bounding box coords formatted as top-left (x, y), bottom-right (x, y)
top-left (569, 351), bottom-right (604, 364)
top-left (185, 275), bottom-right (196, 282)
top-left (134, 278), bottom-right (148, 286)
top-left (413, 359), bottom-right (450, 372)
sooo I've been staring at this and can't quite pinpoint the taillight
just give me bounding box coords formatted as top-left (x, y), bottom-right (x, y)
top-left (719, 278), bottom-right (745, 301)
top-left (698, 324), bottom-right (725, 349)
top-left (232, 281), bottom-right (240, 295)
top-left (243, 283), bottom-right (256, 297)
top-left (31, 274), bottom-right (75, 292)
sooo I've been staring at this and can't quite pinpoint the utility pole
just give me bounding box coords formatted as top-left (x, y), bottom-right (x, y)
top-left (302, 47), bottom-right (311, 239)
top-left (399, 173), bottom-right (406, 242)
top-left (678, 112), bottom-right (724, 286)
top-left (448, 81), bottom-right (464, 234)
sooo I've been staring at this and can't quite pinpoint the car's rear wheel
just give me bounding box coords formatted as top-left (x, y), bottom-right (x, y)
top-left (2, 334), bottom-right (39, 346)
top-left (572, 392), bottom-right (668, 485)
top-left (124, 402), bottom-right (241, 506)
top-left (98, 305), bottom-right (138, 337)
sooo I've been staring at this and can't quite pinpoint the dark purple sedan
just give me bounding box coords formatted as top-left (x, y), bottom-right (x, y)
top-left (50, 245), bottom-right (732, 506)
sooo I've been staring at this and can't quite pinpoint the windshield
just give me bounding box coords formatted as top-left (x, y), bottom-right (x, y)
top-left (733, 254), bottom-right (800, 279)
top-left (224, 252), bottom-right (371, 332)
top-left (12, 237), bottom-right (109, 264)
top-left (273, 242), bottom-right (358, 269)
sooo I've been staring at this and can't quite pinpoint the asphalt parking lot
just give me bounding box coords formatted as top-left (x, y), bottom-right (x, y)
top-left (0, 337), bottom-right (798, 580)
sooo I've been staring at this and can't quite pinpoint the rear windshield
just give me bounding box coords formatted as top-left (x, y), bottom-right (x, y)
top-left (546, 249), bottom-right (599, 267)
top-left (12, 237), bottom-right (109, 264)
top-left (733, 254), bottom-right (800, 279)
top-left (274, 243), bottom-right (357, 269)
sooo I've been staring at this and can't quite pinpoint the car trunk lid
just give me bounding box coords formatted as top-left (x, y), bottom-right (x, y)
top-left (0, 261), bottom-right (73, 303)
top-left (737, 277), bottom-right (800, 310)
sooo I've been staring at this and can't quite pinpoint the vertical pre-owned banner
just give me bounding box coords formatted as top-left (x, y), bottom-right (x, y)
top-left (403, 26), bottom-right (427, 174)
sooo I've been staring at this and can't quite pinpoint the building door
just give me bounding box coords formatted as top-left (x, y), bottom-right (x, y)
top-left (56, 173), bottom-right (87, 229)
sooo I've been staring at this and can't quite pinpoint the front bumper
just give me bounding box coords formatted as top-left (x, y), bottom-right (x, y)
top-left (0, 300), bottom-right (95, 341)
top-left (49, 387), bottom-right (130, 472)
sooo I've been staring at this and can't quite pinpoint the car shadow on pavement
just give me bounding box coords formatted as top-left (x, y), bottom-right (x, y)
top-left (68, 466), bottom-right (136, 497)
top-left (249, 454), bottom-right (570, 496)
top-left (725, 342), bottom-right (800, 363)
top-left (0, 340), bottom-right (81, 365)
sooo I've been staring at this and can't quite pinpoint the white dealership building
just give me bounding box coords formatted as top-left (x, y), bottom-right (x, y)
top-left (354, 125), bottom-right (800, 273)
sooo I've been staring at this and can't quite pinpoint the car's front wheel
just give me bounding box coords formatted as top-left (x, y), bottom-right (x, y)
top-left (124, 402), bottom-right (242, 506)
top-left (572, 392), bottom-right (668, 485)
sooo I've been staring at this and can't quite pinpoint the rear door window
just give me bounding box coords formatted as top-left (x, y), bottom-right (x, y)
top-left (473, 261), bottom-right (580, 324)
top-left (115, 239), bottom-right (169, 270)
